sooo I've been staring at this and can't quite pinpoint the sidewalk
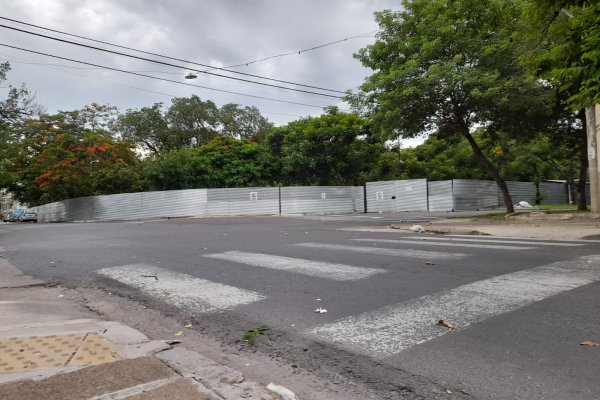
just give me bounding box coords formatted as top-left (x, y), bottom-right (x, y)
top-left (352, 212), bottom-right (600, 241)
top-left (0, 256), bottom-right (286, 400)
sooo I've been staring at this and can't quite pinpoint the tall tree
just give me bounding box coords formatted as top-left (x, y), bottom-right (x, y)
top-left (219, 103), bottom-right (273, 143)
top-left (8, 113), bottom-right (142, 205)
top-left (117, 103), bottom-right (170, 155)
top-left (520, 0), bottom-right (599, 209)
top-left (166, 95), bottom-right (219, 148)
top-left (143, 136), bottom-right (276, 190)
top-left (351, 0), bottom-right (552, 213)
top-left (268, 107), bottom-right (385, 186)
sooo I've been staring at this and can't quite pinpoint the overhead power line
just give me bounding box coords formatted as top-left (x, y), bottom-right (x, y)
top-left (219, 32), bottom-right (377, 70)
top-left (0, 43), bottom-right (330, 109)
top-left (0, 24), bottom-right (342, 99)
top-left (0, 16), bottom-right (345, 94)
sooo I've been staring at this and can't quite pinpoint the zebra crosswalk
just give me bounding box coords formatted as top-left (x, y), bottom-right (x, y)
top-left (97, 235), bottom-right (598, 360)
top-left (204, 251), bottom-right (386, 281)
top-left (97, 264), bottom-right (266, 313)
top-left (309, 254), bottom-right (600, 358)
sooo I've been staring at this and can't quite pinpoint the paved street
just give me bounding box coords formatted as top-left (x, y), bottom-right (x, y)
top-left (1, 216), bottom-right (599, 399)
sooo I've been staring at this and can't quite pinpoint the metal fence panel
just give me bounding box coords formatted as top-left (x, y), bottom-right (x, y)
top-left (93, 192), bottom-right (143, 220)
top-left (504, 181), bottom-right (537, 205)
top-left (539, 182), bottom-right (568, 204)
top-left (453, 180), bottom-right (498, 210)
top-left (281, 186), bottom-right (358, 214)
top-left (365, 181), bottom-right (397, 212)
top-left (33, 201), bottom-right (66, 223)
top-left (140, 190), bottom-right (207, 219)
top-left (353, 186), bottom-right (365, 213)
top-left (395, 179), bottom-right (428, 211)
top-left (365, 179), bottom-right (428, 212)
top-left (64, 197), bottom-right (94, 222)
top-left (206, 187), bottom-right (279, 215)
top-left (428, 180), bottom-right (454, 211)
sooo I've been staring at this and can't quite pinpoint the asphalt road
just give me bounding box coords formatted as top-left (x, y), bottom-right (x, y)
top-left (1, 216), bottom-right (599, 400)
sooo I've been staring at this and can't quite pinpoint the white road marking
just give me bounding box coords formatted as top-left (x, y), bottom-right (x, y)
top-left (294, 243), bottom-right (466, 260)
top-left (353, 238), bottom-right (534, 250)
top-left (98, 264), bottom-right (265, 313)
top-left (404, 236), bottom-right (584, 246)
top-left (309, 255), bottom-right (600, 358)
top-left (205, 251), bottom-right (385, 281)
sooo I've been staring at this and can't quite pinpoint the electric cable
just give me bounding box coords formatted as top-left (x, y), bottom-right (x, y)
top-left (0, 16), bottom-right (346, 94)
top-left (0, 43), bottom-right (330, 109)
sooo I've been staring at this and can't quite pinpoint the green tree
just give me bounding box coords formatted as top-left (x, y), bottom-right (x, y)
top-left (522, 0), bottom-right (599, 110)
top-left (219, 103), bottom-right (273, 143)
top-left (520, 0), bottom-right (598, 209)
top-left (268, 107), bottom-right (385, 185)
top-left (117, 103), bottom-right (170, 155)
top-left (166, 95), bottom-right (219, 147)
top-left (0, 62), bottom-right (40, 190)
top-left (143, 136), bottom-right (276, 190)
top-left (351, 0), bottom-right (553, 213)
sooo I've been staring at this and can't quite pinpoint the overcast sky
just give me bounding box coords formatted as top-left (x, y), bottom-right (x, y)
top-left (0, 0), bottom-right (402, 127)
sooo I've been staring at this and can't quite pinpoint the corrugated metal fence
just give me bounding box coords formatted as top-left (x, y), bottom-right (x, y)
top-left (32, 179), bottom-right (572, 222)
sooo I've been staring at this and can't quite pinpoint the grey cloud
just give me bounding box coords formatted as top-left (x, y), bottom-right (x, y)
top-left (1, 0), bottom-right (400, 125)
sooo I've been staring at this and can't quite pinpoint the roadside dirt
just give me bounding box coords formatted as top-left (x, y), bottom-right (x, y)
top-left (390, 212), bottom-right (599, 241)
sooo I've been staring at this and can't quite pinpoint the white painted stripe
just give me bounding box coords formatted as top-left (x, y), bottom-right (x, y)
top-left (205, 251), bottom-right (385, 281)
top-left (353, 238), bottom-right (534, 250)
top-left (309, 255), bottom-right (600, 358)
top-left (98, 265), bottom-right (265, 313)
top-left (294, 243), bottom-right (466, 260)
top-left (417, 236), bottom-right (583, 246)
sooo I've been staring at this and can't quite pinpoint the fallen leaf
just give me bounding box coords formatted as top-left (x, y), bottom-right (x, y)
top-left (175, 331), bottom-right (184, 337)
top-left (437, 319), bottom-right (455, 332)
top-left (184, 323), bottom-right (192, 328)
top-left (579, 341), bottom-right (600, 347)
top-left (446, 389), bottom-right (453, 394)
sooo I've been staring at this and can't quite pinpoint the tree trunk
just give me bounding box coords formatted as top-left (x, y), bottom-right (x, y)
top-left (461, 130), bottom-right (514, 213)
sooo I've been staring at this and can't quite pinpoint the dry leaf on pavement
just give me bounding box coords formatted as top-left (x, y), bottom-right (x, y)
top-left (579, 341), bottom-right (600, 347)
top-left (437, 319), bottom-right (455, 332)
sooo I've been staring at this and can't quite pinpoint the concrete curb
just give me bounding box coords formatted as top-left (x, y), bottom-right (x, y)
top-left (0, 259), bottom-right (283, 399)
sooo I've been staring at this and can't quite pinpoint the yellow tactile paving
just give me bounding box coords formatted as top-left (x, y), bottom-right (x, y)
top-left (0, 333), bottom-right (120, 373)
top-left (69, 333), bottom-right (120, 366)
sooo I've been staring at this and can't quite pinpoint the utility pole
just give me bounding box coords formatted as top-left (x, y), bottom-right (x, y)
top-left (587, 105), bottom-right (600, 212)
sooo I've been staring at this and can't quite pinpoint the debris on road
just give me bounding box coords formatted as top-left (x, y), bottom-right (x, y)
top-left (410, 224), bottom-right (425, 233)
top-left (162, 339), bottom-right (182, 345)
top-left (314, 307), bottom-right (327, 314)
top-left (140, 274), bottom-right (158, 280)
top-left (266, 382), bottom-right (298, 400)
top-left (174, 331), bottom-right (184, 337)
top-left (184, 323), bottom-right (192, 328)
top-left (437, 319), bottom-right (455, 332)
top-left (516, 201), bottom-right (534, 208)
top-left (425, 262), bottom-right (435, 266)
top-left (579, 341), bottom-right (600, 347)
top-left (47, 261), bottom-right (56, 267)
